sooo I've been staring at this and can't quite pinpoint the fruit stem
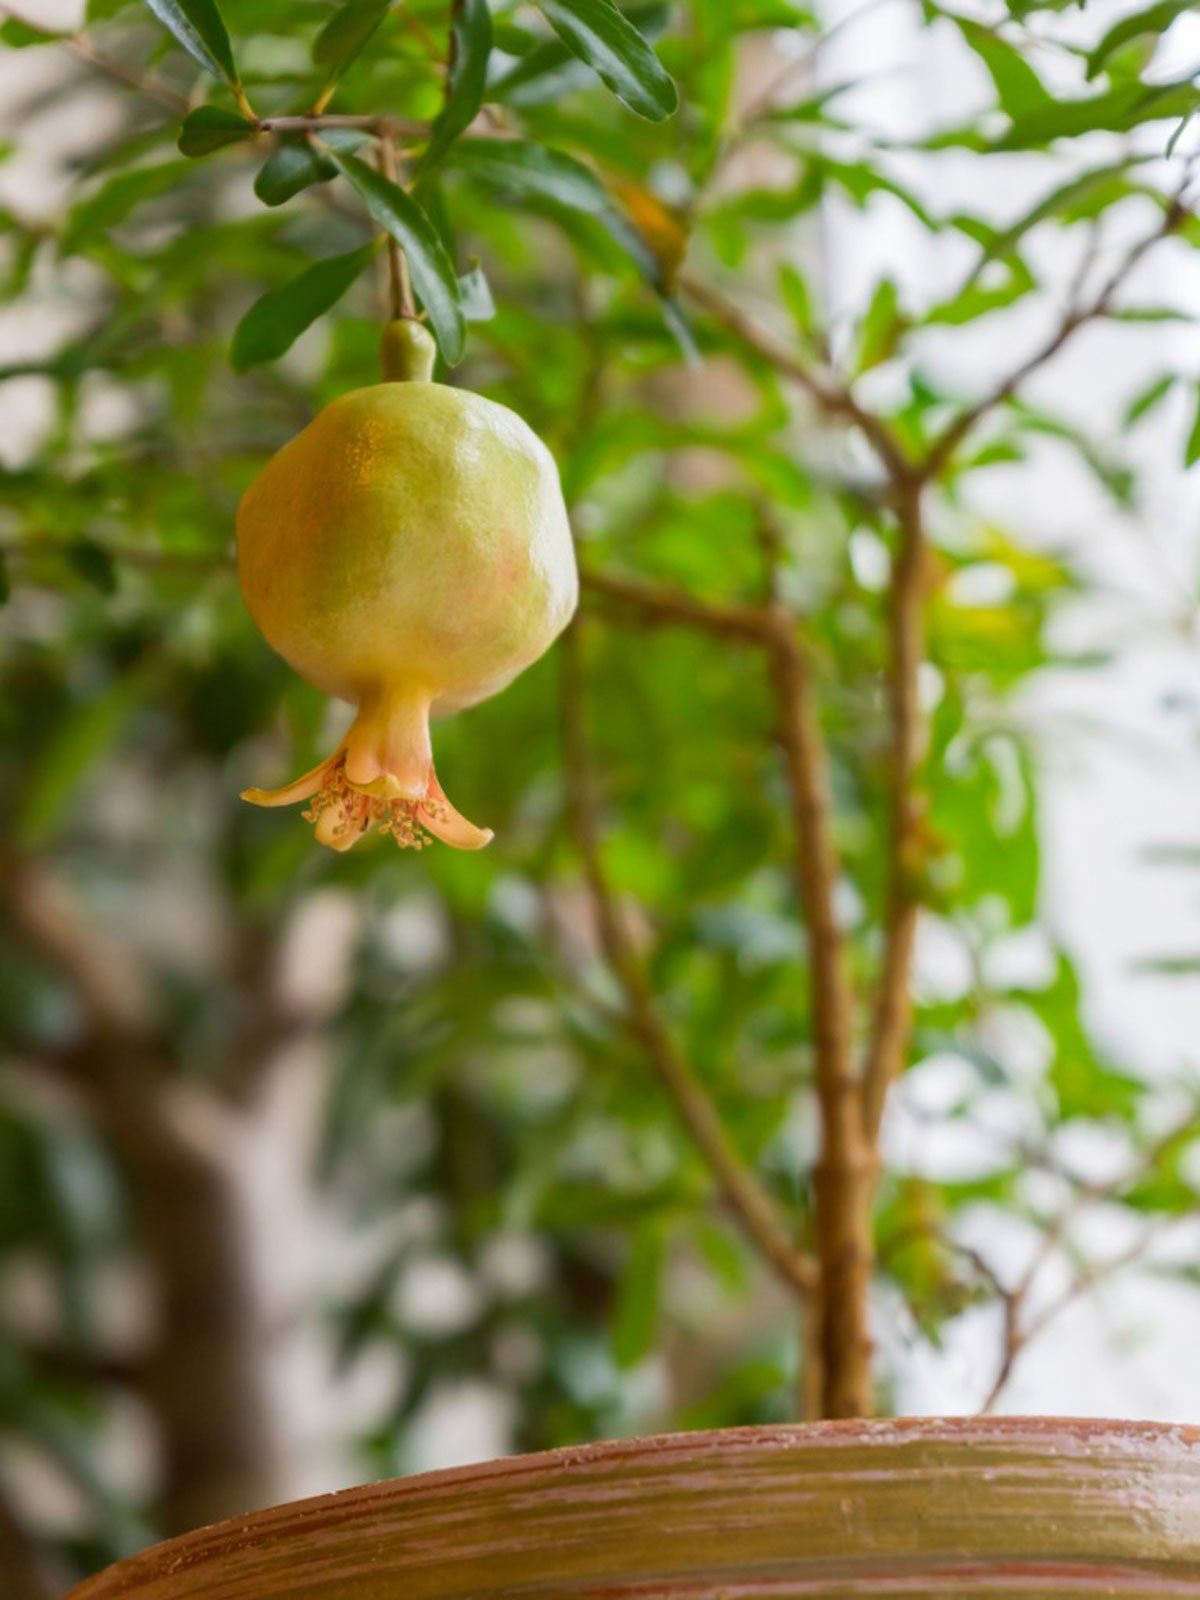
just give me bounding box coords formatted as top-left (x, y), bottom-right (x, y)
top-left (380, 320), bottom-right (436, 382)
top-left (377, 121), bottom-right (416, 322)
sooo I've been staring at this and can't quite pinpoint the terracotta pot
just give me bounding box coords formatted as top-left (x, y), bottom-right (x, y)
top-left (68, 1417), bottom-right (1200, 1598)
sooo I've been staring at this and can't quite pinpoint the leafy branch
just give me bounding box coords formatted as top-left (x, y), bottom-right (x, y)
top-left (559, 624), bottom-right (818, 1301)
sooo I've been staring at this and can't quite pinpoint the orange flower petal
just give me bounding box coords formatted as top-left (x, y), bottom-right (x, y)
top-left (241, 755), bottom-right (337, 808)
top-left (416, 775), bottom-right (493, 851)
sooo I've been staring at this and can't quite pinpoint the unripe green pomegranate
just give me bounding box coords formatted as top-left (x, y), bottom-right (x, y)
top-left (237, 320), bottom-right (577, 852)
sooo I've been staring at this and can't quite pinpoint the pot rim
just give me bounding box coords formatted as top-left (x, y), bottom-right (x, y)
top-left (68, 1415), bottom-right (1200, 1600)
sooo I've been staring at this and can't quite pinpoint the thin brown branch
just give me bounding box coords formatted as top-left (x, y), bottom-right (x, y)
top-left (559, 622), bottom-right (817, 1300)
top-left (1013, 1099), bottom-right (1200, 1305)
top-left (979, 1218), bottom-right (1179, 1414)
top-left (581, 567), bottom-right (775, 644)
top-left (255, 113), bottom-right (427, 137)
top-left (376, 124), bottom-right (416, 320)
top-left (677, 270), bottom-right (913, 485)
top-left (766, 615), bottom-right (872, 1416)
top-left (579, 560), bottom-right (870, 1410)
top-left (0, 6), bottom-right (191, 112)
top-left (922, 193), bottom-right (1189, 479)
top-left (972, 1105), bottom-right (1198, 1412)
top-left (861, 479), bottom-right (927, 1141)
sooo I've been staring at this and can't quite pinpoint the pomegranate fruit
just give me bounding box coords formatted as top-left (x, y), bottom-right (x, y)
top-left (237, 320), bottom-right (578, 852)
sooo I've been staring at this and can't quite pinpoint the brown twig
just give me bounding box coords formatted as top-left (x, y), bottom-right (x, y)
top-left (766, 613), bottom-right (871, 1414)
top-left (861, 479), bottom-right (927, 1141)
top-left (979, 1218), bottom-right (1179, 1414)
top-left (922, 192), bottom-right (1189, 479)
top-left (581, 567), bottom-right (774, 644)
top-left (1014, 1101), bottom-right (1200, 1307)
top-left (559, 622), bottom-right (818, 1300)
top-left (376, 122), bottom-right (415, 320)
top-left (972, 1103), bottom-right (1200, 1410)
top-left (0, 5), bottom-right (193, 114)
top-left (255, 113), bottom-right (427, 137)
top-left (677, 270), bottom-right (913, 485)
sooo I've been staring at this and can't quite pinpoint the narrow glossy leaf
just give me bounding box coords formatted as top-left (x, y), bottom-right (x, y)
top-left (924, 257), bottom-right (1035, 327)
top-left (1186, 385), bottom-right (1200, 468)
top-left (253, 130), bottom-right (367, 206)
top-left (1123, 372), bottom-right (1175, 427)
top-left (143, 0), bottom-right (238, 84)
top-left (312, 0), bottom-right (391, 75)
top-left (493, 21), bottom-right (539, 54)
top-left (954, 18), bottom-right (1050, 118)
top-left (778, 261), bottom-right (814, 338)
top-left (491, 2), bottom-right (667, 107)
top-left (856, 277), bottom-right (905, 372)
top-left (537, 0), bottom-right (678, 121)
top-left (231, 243), bottom-right (377, 371)
top-left (178, 105), bottom-right (254, 157)
top-left (996, 79), bottom-right (1196, 149)
top-left (326, 149), bottom-right (465, 363)
top-left (422, 0), bottom-right (493, 172)
top-left (961, 161), bottom-right (1144, 275)
top-left (1, 18), bottom-right (59, 44)
top-left (458, 261), bottom-right (496, 321)
top-left (1086, 0), bottom-right (1194, 80)
top-left (452, 137), bottom-right (609, 213)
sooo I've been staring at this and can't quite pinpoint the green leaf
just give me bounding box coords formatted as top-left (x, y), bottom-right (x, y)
top-left (778, 261), bottom-right (815, 339)
top-left (230, 243), bottom-right (377, 371)
top-left (961, 161), bottom-right (1146, 273)
top-left (0, 18), bottom-right (59, 45)
top-left (325, 149), bottom-right (465, 364)
top-left (954, 17), bottom-right (1050, 118)
top-left (856, 277), bottom-right (905, 372)
top-left (60, 160), bottom-right (191, 253)
top-left (143, 0), bottom-right (238, 85)
top-left (611, 1220), bottom-right (665, 1368)
top-left (1086, 0), bottom-right (1194, 80)
top-left (312, 0), bottom-right (391, 76)
top-left (1186, 384), bottom-right (1200, 468)
top-left (924, 256), bottom-right (1035, 327)
top-left (253, 129), bottom-right (367, 206)
top-left (451, 137), bottom-right (610, 214)
top-left (421, 0), bottom-right (493, 173)
top-left (995, 79), bottom-right (1196, 149)
top-left (1123, 372), bottom-right (1175, 427)
top-left (177, 105), bottom-right (254, 157)
top-left (537, 0), bottom-right (678, 121)
top-left (491, 2), bottom-right (668, 106)
top-left (67, 538), bottom-right (117, 595)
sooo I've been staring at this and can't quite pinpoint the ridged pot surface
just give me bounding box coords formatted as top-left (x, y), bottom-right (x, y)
top-left (68, 1417), bottom-right (1200, 1599)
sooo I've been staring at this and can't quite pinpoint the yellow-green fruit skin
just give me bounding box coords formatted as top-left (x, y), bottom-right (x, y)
top-left (236, 381), bottom-right (577, 717)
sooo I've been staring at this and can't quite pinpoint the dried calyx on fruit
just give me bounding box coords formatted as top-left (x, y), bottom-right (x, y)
top-left (237, 319), bottom-right (578, 852)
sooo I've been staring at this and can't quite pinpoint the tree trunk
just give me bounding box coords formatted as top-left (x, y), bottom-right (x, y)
top-left (107, 1086), bottom-right (285, 1536)
top-left (0, 1491), bottom-right (52, 1600)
